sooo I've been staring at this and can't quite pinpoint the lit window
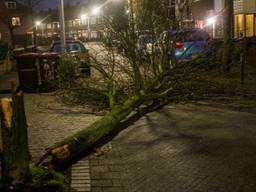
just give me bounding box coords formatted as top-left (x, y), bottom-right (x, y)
top-left (245, 14), bottom-right (254, 37)
top-left (234, 14), bottom-right (244, 38)
top-left (11, 17), bottom-right (21, 26)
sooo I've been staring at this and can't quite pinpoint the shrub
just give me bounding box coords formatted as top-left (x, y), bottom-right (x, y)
top-left (57, 54), bottom-right (81, 89)
top-left (30, 165), bottom-right (67, 192)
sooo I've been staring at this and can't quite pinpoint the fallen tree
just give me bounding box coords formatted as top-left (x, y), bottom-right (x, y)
top-left (37, 0), bottom-right (188, 168)
top-left (38, 77), bottom-right (172, 166)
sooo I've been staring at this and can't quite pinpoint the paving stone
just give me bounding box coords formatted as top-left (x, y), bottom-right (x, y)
top-left (71, 158), bottom-right (92, 192)
top-left (91, 187), bottom-right (103, 192)
top-left (91, 179), bottom-right (113, 187)
top-left (101, 172), bottom-right (121, 179)
top-left (112, 179), bottom-right (122, 187)
top-left (102, 187), bottom-right (123, 192)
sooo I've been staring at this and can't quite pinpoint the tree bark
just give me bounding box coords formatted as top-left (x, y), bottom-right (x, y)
top-left (0, 91), bottom-right (30, 190)
top-left (222, 0), bottom-right (233, 71)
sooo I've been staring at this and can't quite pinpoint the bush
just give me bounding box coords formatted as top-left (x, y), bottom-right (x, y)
top-left (57, 54), bottom-right (81, 88)
top-left (0, 41), bottom-right (8, 60)
top-left (30, 165), bottom-right (67, 192)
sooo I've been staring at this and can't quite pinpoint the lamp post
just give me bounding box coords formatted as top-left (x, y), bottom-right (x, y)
top-left (59, 0), bottom-right (66, 53)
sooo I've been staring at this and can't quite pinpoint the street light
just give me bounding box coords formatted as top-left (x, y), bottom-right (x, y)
top-left (35, 21), bottom-right (44, 37)
top-left (35, 21), bottom-right (41, 26)
top-left (92, 6), bottom-right (101, 15)
top-left (206, 17), bottom-right (216, 26)
top-left (80, 13), bottom-right (90, 37)
top-left (205, 16), bottom-right (217, 38)
top-left (81, 14), bottom-right (88, 21)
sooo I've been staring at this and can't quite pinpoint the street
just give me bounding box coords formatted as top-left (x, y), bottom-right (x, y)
top-left (89, 103), bottom-right (256, 192)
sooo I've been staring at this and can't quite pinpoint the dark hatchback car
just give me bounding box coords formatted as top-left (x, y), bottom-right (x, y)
top-left (50, 40), bottom-right (91, 76)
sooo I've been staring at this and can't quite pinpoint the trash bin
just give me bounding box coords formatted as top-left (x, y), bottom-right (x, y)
top-left (16, 53), bottom-right (59, 92)
top-left (38, 53), bottom-right (59, 91)
top-left (16, 53), bottom-right (40, 92)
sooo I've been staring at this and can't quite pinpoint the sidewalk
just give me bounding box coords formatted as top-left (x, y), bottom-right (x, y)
top-left (0, 71), bottom-right (18, 90)
top-left (0, 72), bottom-right (100, 191)
top-left (89, 104), bottom-right (256, 192)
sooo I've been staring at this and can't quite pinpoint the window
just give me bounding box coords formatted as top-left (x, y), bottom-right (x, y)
top-left (11, 17), bottom-right (21, 26)
top-left (51, 42), bottom-right (85, 53)
top-left (234, 14), bottom-right (244, 38)
top-left (52, 23), bottom-right (59, 29)
top-left (66, 21), bottom-right (72, 27)
top-left (90, 17), bottom-right (96, 25)
top-left (245, 14), bottom-right (254, 37)
top-left (5, 1), bottom-right (16, 9)
top-left (47, 24), bottom-right (52, 29)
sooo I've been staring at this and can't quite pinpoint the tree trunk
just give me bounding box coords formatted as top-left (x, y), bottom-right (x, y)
top-left (9, 28), bottom-right (15, 49)
top-left (0, 90), bottom-right (30, 190)
top-left (38, 93), bottom-right (146, 167)
top-left (222, 0), bottom-right (233, 71)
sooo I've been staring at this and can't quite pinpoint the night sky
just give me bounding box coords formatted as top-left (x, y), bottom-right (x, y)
top-left (42, 0), bottom-right (83, 9)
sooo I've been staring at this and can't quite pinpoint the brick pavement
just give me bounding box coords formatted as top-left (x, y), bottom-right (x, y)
top-left (89, 104), bottom-right (256, 192)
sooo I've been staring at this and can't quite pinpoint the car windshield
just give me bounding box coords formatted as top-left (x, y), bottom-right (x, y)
top-left (52, 42), bottom-right (85, 53)
top-left (176, 31), bottom-right (210, 42)
top-left (161, 30), bottom-right (210, 42)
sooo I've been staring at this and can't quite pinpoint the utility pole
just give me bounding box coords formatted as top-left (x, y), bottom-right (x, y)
top-left (59, 0), bottom-right (66, 53)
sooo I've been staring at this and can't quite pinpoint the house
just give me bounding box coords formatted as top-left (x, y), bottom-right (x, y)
top-left (35, 2), bottom-right (104, 41)
top-left (212, 0), bottom-right (256, 39)
top-left (0, 0), bottom-right (32, 47)
top-left (234, 0), bottom-right (256, 38)
top-left (0, 0), bottom-right (20, 43)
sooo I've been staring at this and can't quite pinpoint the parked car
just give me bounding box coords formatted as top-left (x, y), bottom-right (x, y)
top-left (136, 31), bottom-right (155, 55)
top-left (50, 40), bottom-right (91, 76)
top-left (162, 29), bottom-right (212, 62)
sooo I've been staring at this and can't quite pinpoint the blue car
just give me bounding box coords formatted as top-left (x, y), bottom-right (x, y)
top-left (162, 29), bottom-right (212, 62)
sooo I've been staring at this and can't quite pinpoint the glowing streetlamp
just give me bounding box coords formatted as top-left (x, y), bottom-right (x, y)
top-left (35, 21), bottom-right (45, 37)
top-left (205, 16), bottom-right (217, 38)
top-left (81, 14), bottom-right (88, 21)
top-left (92, 6), bottom-right (101, 15)
top-left (206, 17), bottom-right (216, 26)
top-left (35, 21), bottom-right (41, 26)
top-left (81, 13), bottom-right (90, 31)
